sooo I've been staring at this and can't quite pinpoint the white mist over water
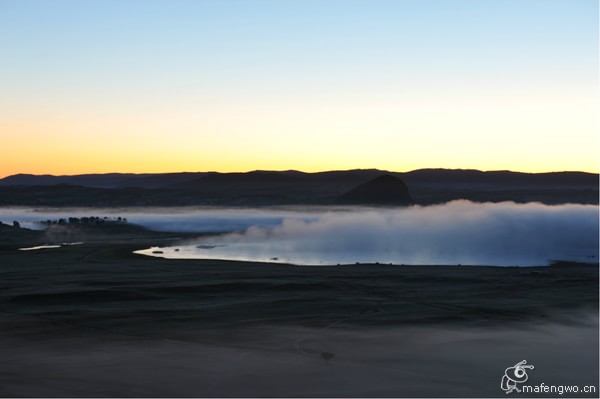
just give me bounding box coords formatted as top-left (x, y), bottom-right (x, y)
top-left (0, 206), bottom-right (318, 232)
top-left (133, 201), bottom-right (599, 266)
top-left (1, 202), bottom-right (597, 266)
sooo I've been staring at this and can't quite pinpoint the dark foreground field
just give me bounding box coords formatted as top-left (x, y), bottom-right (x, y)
top-left (0, 227), bottom-right (598, 397)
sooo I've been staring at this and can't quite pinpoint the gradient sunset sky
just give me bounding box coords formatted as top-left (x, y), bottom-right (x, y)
top-left (1, 0), bottom-right (598, 177)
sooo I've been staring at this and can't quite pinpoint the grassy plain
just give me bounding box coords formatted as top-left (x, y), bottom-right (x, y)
top-left (0, 224), bottom-right (597, 397)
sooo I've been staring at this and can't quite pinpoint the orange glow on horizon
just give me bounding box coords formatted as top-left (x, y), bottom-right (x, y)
top-left (1, 1), bottom-right (597, 180)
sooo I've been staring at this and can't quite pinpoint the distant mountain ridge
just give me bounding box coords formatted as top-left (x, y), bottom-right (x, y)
top-left (0, 172), bottom-right (205, 189)
top-left (2, 169), bottom-right (597, 189)
top-left (0, 169), bottom-right (597, 206)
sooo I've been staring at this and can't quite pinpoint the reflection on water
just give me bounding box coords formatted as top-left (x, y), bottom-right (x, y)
top-left (19, 245), bottom-right (62, 251)
top-left (134, 240), bottom-right (596, 266)
top-left (136, 244), bottom-right (353, 266)
top-left (18, 242), bottom-right (84, 251)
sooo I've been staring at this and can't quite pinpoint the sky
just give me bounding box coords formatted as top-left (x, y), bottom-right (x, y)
top-left (0, 0), bottom-right (598, 177)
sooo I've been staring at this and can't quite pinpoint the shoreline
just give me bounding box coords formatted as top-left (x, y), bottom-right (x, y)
top-left (2, 237), bottom-right (597, 325)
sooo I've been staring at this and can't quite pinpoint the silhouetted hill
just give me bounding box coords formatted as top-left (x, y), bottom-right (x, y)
top-left (402, 169), bottom-right (598, 188)
top-left (163, 169), bottom-right (386, 204)
top-left (0, 169), bottom-right (597, 206)
top-left (337, 175), bottom-right (413, 205)
top-left (0, 172), bottom-right (205, 189)
top-left (0, 173), bottom-right (141, 188)
top-left (400, 169), bottom-right (598, 204)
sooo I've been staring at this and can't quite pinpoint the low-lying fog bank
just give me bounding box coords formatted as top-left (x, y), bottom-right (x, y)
top-left (137, 201), bottom-right (597, 266)
top-left (2, 201), bottom-right (598, 266)
top-left (1, 314), bottom-right (597, 397)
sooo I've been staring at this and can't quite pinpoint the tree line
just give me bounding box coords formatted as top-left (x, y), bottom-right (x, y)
top-left (41, 216), bottom-right (128, 225)
top-left (1, 216), bottom-right (130, 229)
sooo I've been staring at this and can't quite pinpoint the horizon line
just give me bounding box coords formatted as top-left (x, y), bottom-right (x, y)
top-left (2, 167), bottom-right (598, 179)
